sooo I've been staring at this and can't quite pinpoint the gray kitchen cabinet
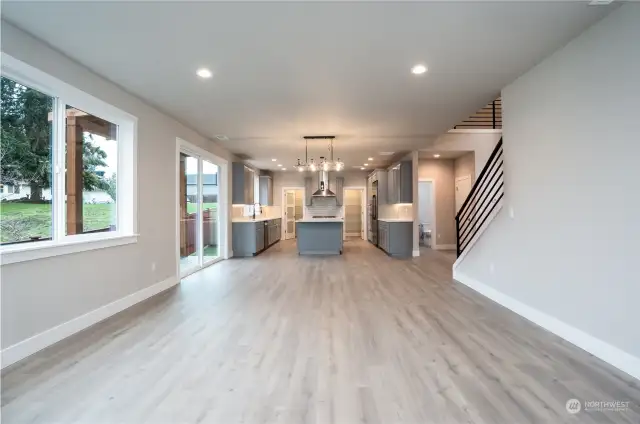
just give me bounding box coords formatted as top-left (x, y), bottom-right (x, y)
top-left (387, 161), bottom-right (413, 204)
top-left (304, 177), bottom-right (313, 206)
top-left (255, 223), bottom-right (265, 252)
top-left (232, 162), bottom-right (255, 205)
top-left (244, 167), bottom-right (255, 205)
top-left (232, 219), bottom-right (282, 257)
top-left (232, 163), bottom-right (246, 204)
top-left (398, 161), bottom-right (413, 203)
top-left (378, 221), bottom-right (412, 257)
top-left (387, 166), bottom-right (397, 203)
top-left (259, 176), bottom-right (273, 205)
top-left (232, 221), bottom-right (259, 256)
top-left (375, 170), bottom-right (389, 205)
top-left (378, 221), bottom-right (389, 252)
top-left (335, 176), bottom-right (345, 206)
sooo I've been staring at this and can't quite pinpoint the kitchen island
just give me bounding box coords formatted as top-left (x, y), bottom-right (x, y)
top-left (296, 218), bottom-right (343, 255)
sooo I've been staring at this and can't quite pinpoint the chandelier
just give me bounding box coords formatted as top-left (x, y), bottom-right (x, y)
top-left (294, 136), bottom-right (344, 172)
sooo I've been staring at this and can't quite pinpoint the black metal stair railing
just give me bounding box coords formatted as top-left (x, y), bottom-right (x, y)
top-left (455, 138), bottom-right (504, 257)
top-left (454, 98), bottom-right (502, 129)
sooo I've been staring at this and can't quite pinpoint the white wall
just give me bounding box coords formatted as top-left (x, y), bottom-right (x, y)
top-left (0, 22), bottom-right (235, 350)
top-left (418, 159), bottom-right (456, 247)
top-left (426, 131), bottom-right (501, 178)
top-left (455, 5), bottom-right (640, 377)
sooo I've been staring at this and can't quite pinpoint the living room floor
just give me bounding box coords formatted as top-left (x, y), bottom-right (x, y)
top-left (2, 240), bottom-right (639, 424)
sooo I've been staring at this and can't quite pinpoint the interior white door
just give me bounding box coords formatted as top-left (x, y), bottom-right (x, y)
top-left (285, 190), bottom-right (296, 240)
top-left (455, 176), bottom-right (472, 213)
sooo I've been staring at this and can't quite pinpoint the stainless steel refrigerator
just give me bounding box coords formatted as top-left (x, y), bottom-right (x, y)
top-left (369, 180), bottom-right (378, 246)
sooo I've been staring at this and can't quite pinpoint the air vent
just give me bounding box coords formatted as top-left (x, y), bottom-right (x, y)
top-left (215, 135), bottom-right (229, 141)
top-left (588, 0), bottom-right (614, 4)
top-left (379, 151), bottom-right (395, 156)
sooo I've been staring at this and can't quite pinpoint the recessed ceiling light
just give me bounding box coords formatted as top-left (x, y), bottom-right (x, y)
top-left (434, 154), bottom-right (441, 158)
top-left (368, 157), bottom-right (373, 161)
top-left (363, 163), bottom-right (368, 166)
top-left (411, 64), bottom-right (428, 75)
top-left (272, 158), bottom-right (277, 162)
top-left (282, 168), bottom-right (287, 171)
top-left (196, 68), bottom-right (213, 78)
top-left (277, 164), bottom-right (282, 167)
top-left (360, 167), bottom-right (365, 170)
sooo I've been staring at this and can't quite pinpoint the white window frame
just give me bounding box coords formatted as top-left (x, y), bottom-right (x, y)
top-left (0, 53), bottom-right (138, 265)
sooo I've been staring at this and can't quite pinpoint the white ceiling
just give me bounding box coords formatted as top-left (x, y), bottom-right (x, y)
top-left (2, 2), bottom-right (614, 170)
top-left (418, 150), bottom-right (470, 160)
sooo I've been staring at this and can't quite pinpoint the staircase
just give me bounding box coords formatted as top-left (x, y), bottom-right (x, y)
top-left (455, 138), bottom-right (504, 257)
top-left (454, 98), bottom-right (502, 129)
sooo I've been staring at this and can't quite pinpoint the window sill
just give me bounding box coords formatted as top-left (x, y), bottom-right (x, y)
top-left (0, 233), bottom-right (139, 265)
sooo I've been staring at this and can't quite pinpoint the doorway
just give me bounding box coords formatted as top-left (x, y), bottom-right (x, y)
top-left (282, 188), bottom-right (303, 240)
top-left (177, 140), bottom-right (227, 278)
top-left (418, 180), bottom-right (435, 248)
top-left (343, 188), bottom-right (364, 240)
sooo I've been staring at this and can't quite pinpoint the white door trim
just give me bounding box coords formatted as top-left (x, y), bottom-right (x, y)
top-left (281, 186), bottom-right (304, 240)
top-left (343, 186), bottom-right (366, 240)
top-left (418, 178), bottom-right (437, 249)
top-left (175, 137), bottom-right (229, 280)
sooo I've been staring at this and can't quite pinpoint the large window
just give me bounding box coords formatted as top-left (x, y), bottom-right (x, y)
top-left (64, 105), bottom-right (118, 235)
top-left (1, 54), bottom-right (137, 264)
top-left (0, 77), bottom-right (54, 244)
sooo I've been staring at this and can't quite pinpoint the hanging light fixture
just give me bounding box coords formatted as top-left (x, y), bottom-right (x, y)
top-left (294, 136), bottom-right (343, 172)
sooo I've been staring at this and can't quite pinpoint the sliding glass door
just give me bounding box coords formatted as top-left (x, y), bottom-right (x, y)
top-left (179, 150), bottom-right (221, 277)
top-left (201, 159), bottom-right (219, 264)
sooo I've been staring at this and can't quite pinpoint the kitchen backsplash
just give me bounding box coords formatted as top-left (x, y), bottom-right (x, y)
top-left (232, 200), bottom-right (343, 219)
top-left (379, 203), bottom-right (413, 220)
top-left (232, 205), bottom-right (280, 219)
top-left (306, 197), bottom-right (340, 217)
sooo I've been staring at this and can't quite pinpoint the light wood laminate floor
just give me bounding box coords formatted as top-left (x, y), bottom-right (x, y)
top-left (2, 240), bottom-right (639, 423)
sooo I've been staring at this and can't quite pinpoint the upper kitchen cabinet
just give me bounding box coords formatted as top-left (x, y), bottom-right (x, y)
top-left (232, 162), bottom-right (255, 205)
top-left (304, 176), bottom-right (313, 206)
top-left (259, 175), bottom-right (273, 206)
top-left (374, 170), bottom-right (389, 205)
top-left (335, 176), bottom-right (345, 206)
top-left (387, 161), bottom-right (412, 204)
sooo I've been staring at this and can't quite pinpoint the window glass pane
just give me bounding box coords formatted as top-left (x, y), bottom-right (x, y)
top-left (180, 153), bottom-right (199, 274)
top-left (64, 105), bottom-right (117, 235)
top-left (202, 160), bottom-right (219, 262)
top-left (1, 76), bottom-right (54, 245)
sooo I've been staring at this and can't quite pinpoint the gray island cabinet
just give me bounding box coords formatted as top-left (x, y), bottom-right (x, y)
top-left (296, 219), bottom-right (344, 255)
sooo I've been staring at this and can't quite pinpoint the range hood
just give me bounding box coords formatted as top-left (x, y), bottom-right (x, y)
top-left (312, 170), bottom-right (336, 197)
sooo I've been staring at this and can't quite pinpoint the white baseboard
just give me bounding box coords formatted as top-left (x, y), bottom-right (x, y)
top-left (453, 270), bottom-right (640, 381)
top-left (433, 244), bottom-right (456, 250)
top-left (412, 249), bottom-right (420, 257)
top-left (1, 275), bottom-right (179, 369)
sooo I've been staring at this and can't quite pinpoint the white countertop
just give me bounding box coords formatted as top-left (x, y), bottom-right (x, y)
top-left (378, 218), bottom-right (414, 222)
top-left (296, 218), bottom-right (344, 223)
top-left (232, 217), bottom-right (280, 223)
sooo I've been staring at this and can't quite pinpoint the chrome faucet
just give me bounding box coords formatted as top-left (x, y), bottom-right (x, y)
top-left (252, 202), bottom-right (261, 220)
